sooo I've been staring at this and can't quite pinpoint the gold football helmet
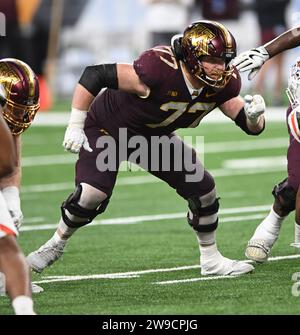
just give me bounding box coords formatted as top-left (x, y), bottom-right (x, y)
top-left (0, 58), bottom-right (40, 135)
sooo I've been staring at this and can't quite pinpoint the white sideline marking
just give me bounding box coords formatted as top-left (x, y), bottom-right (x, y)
top-left (32, 254), bottom-right (300, 285)
top-left (154, 254), bottom-right (300, 285)
top-left (20, 205), bottom-right (271, 232)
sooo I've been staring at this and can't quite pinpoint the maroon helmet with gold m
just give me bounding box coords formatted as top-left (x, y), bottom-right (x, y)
top-left (0, 58), bottom-right (40, 135)
top-left (172, 20), bottom-right (237, 88)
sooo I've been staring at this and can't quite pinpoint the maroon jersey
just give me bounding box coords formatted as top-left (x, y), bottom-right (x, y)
top-left (285, 105), bottom-right (300, 191)
top-left (88, 46), bottom-right (241, 138)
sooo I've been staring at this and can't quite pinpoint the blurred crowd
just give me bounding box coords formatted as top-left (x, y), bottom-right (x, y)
top-left (0, 0), bottom-right (298, 106)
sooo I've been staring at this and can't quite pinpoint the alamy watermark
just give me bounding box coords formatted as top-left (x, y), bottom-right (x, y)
top-left (291, 272), bottom-right (300, 297)
top-left (95, 128), bottom-right (205, 183)
top-left (0, 12), bottom-right (6, 37)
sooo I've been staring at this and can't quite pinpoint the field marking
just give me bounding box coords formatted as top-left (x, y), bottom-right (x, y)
top-left (200, 137), bottom-right (288, 154)
top-left (30, 108), bottom-right (286, 126)
top-left (154, 254), bottom-right (300, 285)
top-left (21, 137), bottom-right (288, 167)
top-left (223, 156), bottom-right (286, 169)
top-left (32, 254), bottom-right (300, 285)
top-left (20, 205), bottom-right (271, 232)
top-left (21, 162), bottom-right (286, 195)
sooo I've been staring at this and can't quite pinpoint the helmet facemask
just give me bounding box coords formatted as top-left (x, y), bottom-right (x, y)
top-left (0, 58), bottom-right (40, 135)
top-left (180, 21), bottom-right (237, 89)
top-left (193, 58), bottom-right (235, 89)
top-left (2, 99), bottom-right (40, 135)
top-left (286, 60), bottom-right (300, 109)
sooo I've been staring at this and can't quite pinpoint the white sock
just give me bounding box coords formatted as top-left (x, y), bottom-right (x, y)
top-left (295, 222), bottom-right (300, 244)
top-left (196, 230), bottom-right (216, 246)
top-left (12, 296), bottom-right (36, 315)
top-left (199, 243), bottom-right (219, 260)
top-left (51, 218), bottom-right (78, 244)
top-left (252, 207), bottom-right (286, 244)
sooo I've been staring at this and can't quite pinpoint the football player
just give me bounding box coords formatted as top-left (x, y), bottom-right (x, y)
top-left (0, 58), bottom-right (43, 304)
top-left (28, 21), bottom-right (266, 276)
top-left (233, 26), bottom-right (300, 80)
top-left (0, 75), bottom-right (36, 314)
top-left (244, 58), bottom-right (300, 262)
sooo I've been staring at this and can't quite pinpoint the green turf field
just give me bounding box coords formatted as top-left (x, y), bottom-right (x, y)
top-left (1, 118), bottom-right (300, 315)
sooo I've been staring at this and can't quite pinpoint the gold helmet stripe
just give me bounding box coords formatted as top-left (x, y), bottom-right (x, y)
top-left (11, 58), bottom-right (35, 98)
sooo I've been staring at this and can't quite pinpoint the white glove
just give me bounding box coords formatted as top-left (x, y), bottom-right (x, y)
top-left (233, 46), bottom-right (269, 80)
top-left (244, 94), bottom-right (266, 123)
top-left (63, 108), bottom-right (93, 154)
top-left (2, 186), bottom-right (23, 229)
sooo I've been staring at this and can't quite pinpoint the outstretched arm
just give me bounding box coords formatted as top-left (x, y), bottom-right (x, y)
top-left (64, 63), bottom-right (150, 154)
top-left (265, 27), bottom-right (300, 58)
top-left (220, 95), bottom-right (265, 135)
top-left (233, 27), bottom-right (300, 80)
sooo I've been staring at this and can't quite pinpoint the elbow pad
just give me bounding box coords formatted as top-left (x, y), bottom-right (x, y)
top-left (78, 63), bottom-right (118, 96)
top-left (234, 108), bottom-right (265, 136)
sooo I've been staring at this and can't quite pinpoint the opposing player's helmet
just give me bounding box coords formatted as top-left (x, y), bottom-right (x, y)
top-left (286, 58), bottom-right (300, 109)
top-left (0, 58), bottom-right (40, 135)
top-left (287, 58), bottom-right (300, 143)
top-left (172, 20), bottom-right (237, 88)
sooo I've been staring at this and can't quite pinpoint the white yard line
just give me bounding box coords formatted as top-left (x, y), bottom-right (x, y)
top-left (32, 254), bottom-right (300, 285)
top-left (21, 163), bottom-right (286, 195)
top-left (223, 156), bottom-right (286, 169)
top-left (20, 205), bottom-right (271, 232)
top-left (31, 108), bottom-right (286, 126)
top-left (21, 137), bottom-right (288, 168)
top-left (154, 255), bottom-right (300, 285)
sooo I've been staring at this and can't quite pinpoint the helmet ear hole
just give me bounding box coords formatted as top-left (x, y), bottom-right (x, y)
top-left (171, 36), bottom-right (184, 61)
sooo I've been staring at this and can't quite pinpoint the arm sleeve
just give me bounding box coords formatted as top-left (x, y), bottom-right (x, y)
top-left (234, 108), bottom-right (265, 136)
top-left (78, 63), bottom-right (118, 97)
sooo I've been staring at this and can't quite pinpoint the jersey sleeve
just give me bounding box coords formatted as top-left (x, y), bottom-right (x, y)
top-left (133, 49), bottom-right (166, 88)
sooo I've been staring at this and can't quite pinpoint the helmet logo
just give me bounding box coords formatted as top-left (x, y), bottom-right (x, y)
top-left (184, 24), bottom-right (215, 56)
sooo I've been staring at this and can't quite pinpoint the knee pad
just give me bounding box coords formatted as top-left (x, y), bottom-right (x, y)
top-left (272, 178), bottom-right (296, 213)
top-left (187, 188), bottom-right (219, 232)
top-left (61, 184), bottom-right (110, 228)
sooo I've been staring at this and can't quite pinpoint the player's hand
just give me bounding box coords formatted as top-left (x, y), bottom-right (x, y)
top-left (2, 186), bottom-right (23, 229)
top-left (244, 94), bottom-right (266, 123)
top-left (9, 208), bottom-right (23, 230)
top-left (63, 126), bottom-right (92, 154)
top-left (63, 108), bottom-right (93, 154)
top-left (233, 46), bottom-right (269, 80)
